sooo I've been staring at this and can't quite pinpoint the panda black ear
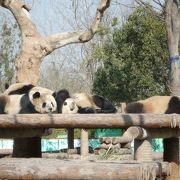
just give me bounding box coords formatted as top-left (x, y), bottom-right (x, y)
top-left (33, 92), bottom-right (41, 99)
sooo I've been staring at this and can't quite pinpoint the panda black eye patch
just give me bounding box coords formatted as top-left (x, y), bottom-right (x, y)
top-left (42, 102), bottom-right (46, 108)
top-left (64, 102), bottom-right (67, 106)
top-left (51, 102), bottom-right (54, 107)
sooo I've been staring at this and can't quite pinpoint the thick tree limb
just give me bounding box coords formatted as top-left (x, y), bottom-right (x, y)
top-left (45, 0), bottom-right (110, 52)
top-left (165, 0), bottom-right (180, 95)
top-left (0, 0), bottom-right (39, 37)
top-left (165, 1), bottom-right (174, 55)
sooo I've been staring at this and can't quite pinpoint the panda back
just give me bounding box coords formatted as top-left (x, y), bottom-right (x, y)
top-left (4, 95), bottom-right (24, 114)
top-left (72, 93), bottom-right (99, 109)
top-left (4, 82), bottom-right (34, 95)
top-left (125, 96), bottom-right (174, 114)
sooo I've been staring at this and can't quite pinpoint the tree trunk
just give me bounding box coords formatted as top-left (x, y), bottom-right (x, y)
top-left (12, 137), bottom-right (41, 158)
top-left (165, 0), bottom-right (180, 96)
top-left (165, 3), bottom-right (180, 177)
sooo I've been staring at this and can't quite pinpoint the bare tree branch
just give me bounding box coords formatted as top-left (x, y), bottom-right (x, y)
top-left (152, 0), bottom-right (164, 8)
top-left (0, 0), bottom-right (39, 37)
top-left (45, 0), bottom-right (110, 52)
top-left (135, 0), bottom-right (163, 13)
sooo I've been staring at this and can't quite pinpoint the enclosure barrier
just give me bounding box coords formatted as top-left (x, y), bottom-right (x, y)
top-left (0, 113), bottom-right (179, 179)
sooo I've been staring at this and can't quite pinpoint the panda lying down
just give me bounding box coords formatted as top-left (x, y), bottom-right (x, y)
top-left (0, 90), bottom-right (57, 114)
top-left (3, 83), bottom-right (117, 114)
top-left (125, 95), bottom-right (180, 114)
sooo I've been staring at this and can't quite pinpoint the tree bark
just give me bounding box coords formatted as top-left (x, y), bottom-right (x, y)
top-left (165, 3), bottom-right (180, 178)
top-left (165, 0), bottom-right (180, 95)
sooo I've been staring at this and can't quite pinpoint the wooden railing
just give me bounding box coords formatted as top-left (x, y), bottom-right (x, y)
top-left (0, 113), bottom-right (179, 179)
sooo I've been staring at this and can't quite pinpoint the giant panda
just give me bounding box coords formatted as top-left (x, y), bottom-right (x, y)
top-left (56, 89), bottom-right (117, 114)
top-left (5, 83), bottom-right (117, 114)
top-left (2, 83), bottom-right (57, 114)
top-left (0, 91), bottom-right (57, 114)
top-left (125, 96), bottom-right (180, 114)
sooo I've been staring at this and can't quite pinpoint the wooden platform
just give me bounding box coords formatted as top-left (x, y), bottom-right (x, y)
top-left (0, 158), bottom-right (170, 179)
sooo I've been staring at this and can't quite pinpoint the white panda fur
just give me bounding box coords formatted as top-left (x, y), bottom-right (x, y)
top-left (125, 96), bottom-right (180, 114)
top-left (57, 90), bottom-right (117, 114)
top-left (72, 93), bottom-right (100, 110)
top-left (62, 98), bottom-right (79, 114)
top-left (0, 91), bottom-right (57, 114)
top-left (2, 95), bottom-right (23, 114)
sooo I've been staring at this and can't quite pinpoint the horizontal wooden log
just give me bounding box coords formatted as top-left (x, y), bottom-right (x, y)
top-left (0, 158), bottom-right (170, 179)
top-left (0, 113), bottom-right (179, 129)
top-left (0, 128), bottom-right (51, 138)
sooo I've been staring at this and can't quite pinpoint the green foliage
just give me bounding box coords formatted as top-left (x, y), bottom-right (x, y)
top-left (92, 7), bottom-right (169, 103)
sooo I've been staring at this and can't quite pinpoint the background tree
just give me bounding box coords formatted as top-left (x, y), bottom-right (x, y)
top-left (92, 6), bottom-right (169, 104)
top-left (165, 0), bottom-right (180, 96)
top-left (135, 0), bottom-right (180, 94)
top-left (0, 10), bottom-right (20, 92)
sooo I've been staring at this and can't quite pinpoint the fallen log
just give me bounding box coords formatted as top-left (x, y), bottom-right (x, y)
top-left (0, 158), bottom-right (170, 179)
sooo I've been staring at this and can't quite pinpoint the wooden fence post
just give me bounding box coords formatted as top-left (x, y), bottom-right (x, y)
top-left (134, 138), bottom-right (153, 161)
top-left (12, 137), bottom-right (41, 158)
top-left (67, 128), bottom-right (74, 149)
top-left (164, 137), bottom-right (180, 179)
top-left (80, 129), bottom-right (89, 156)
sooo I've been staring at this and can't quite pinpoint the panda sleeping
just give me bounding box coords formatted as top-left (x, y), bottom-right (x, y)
top-left (2, 83), bottom-right (57, 114)
top-left (125, 95), bottom-right (180, 114)
top-left (4, 83), bottom-right (117, 114)
top-left (56, 89), bottom-right (117, 114)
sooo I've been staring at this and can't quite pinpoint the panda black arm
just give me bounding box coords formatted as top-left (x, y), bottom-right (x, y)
top-left (19, 94), bottom-right (36, 113)
top-left (8, 84), bottom-right (35, 95)
top-left (92, 95), bottom-right (117, 113)
top-left (77, 107), bottom-right (96, 114)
